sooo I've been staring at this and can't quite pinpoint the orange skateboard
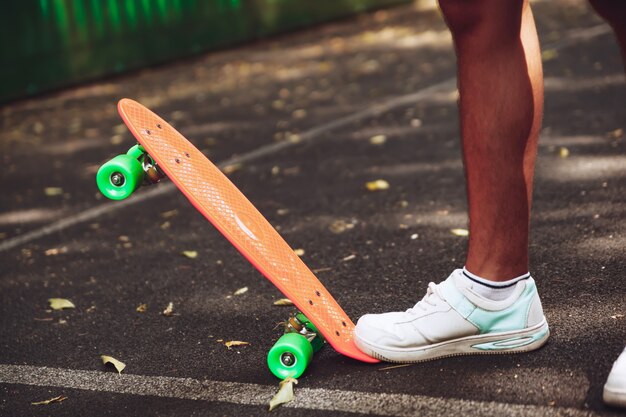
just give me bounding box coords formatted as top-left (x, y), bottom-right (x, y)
top-left (97, 99), bottom-right (378, 379)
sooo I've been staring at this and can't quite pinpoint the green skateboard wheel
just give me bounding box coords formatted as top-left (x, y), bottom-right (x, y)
top-left (96, 154), bottom-right (144, 200)
top-left (267, 333), bottom-right (313, 379)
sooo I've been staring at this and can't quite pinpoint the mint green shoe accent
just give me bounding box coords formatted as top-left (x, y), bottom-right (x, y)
top-left (467, 282), bottom-right (536, 333)
top-left (438, 279), bottom-right (537, 334)
top-left (472, 325), bottom-right (549, 351)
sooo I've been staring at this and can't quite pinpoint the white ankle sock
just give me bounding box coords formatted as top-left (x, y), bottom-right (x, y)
top-left (461, 267), bottom-right (530, 301)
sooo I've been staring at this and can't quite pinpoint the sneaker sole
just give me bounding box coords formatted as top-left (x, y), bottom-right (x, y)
top-left (355, 319), bottom-right (549, 363)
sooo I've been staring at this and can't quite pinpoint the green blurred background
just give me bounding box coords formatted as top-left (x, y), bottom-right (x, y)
top-left (2, 0), bottom-right (410, 104)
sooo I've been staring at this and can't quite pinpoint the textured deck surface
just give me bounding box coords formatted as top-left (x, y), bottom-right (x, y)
top-left (118, 98), bottom-right (378, 363)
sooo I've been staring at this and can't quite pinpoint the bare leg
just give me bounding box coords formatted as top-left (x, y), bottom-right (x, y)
top-left (438, 0), bottom-right (543, 281)
top-left (587, 2), bottom-right (626, 409)
top-left (588, 0), bottom-right (626, 66)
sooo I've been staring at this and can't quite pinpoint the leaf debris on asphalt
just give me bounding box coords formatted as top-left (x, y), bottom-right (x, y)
top-left (450, 228), bottom-right (469, 237)
top-left (136, 303), bottom-right (148, 313)
top-left (48, 298), bottom-right (75, 310)
top-left (224, 341), bottom-right (249, 349)
top-left (45, 247), bottom-right (68, 256)
top-left (181, 250), bottom-right (198, 259)
top-left (294, 248), bottom-right (305, 256)
top-left (329, 219), bottom-right (356, 234)
top-left (100, 355), bottom-right (126, 374)
top-left (233, 287), bottom-right (248, 296)
top-left (269, 377), bottom-right (298, 411)
top-left (273, 298), bottom-right (294, 306)
top-left (607, 128), bottom-right (623, 139)
top-left (160, 209), bottom-right (179, 219)
top-left (369, 134), bottom-right (387, 145)
top-left (365, 179), bottom-right (389, 191)
top-left (223, 163), bottom-right (242, 174)
top-left (162, 302), bottom-right (175, 316)
top-left (541, 49), bottom-right (558, 62)
top-left (44, 187), bottom-right (63, 196)
top-left (31, 395), bottom-right (68, 406)
top-left (342, 254), bottom-right (357, 262)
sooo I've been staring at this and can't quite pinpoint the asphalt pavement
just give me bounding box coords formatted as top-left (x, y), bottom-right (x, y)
top-left (1, 0), bottom-right (625, 416)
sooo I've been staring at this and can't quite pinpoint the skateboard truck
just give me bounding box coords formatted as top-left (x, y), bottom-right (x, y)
top-left (267, 312), bottom-right (325, 379)
top-left (96, 144), bottom-right (164, 200)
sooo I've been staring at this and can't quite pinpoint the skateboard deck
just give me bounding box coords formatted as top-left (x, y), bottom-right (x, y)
top-left (117, 98), bottom-right (378, 364)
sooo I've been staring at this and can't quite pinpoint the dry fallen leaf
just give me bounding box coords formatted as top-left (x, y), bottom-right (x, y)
top-left (31, 395), bottom-right (68, 405)
top-left (162, 302), bottom-right (175, 316)
top-left (541, 49), bottom-right (558, 62)
top-left (223, 163), bottom-right (242, 174)
top-left (233, 287), bottom-right (248, 296)
top-left (101, 355), bottom-right (126, 374)
top-left (369, 134), bottom-right (387, 145)
top-left (44, 187), bottom-right (63, 196)
top-left (292, 109), bottom-right (307, 119)
top-left (224, 341), bottom-right (249, 349)
top-left (365, 179), bottom-right (389, 191)
top-left (450, 228), bottom-right (469, 237)
top-left (329, 219), bottom-right (356, 234)
top-left (611, 314), bottom-right (624, 319)
top-left (160, 209), bottom-right (179, 219)
top-left (607, 128), bottom-right (623, 139)
top-left (559, 147), bottom-right (570, 158)
top-left (410, 118), bottom-right (423, 128)
top-left (342, 254), bottom-right (357, 262)
top-left (273, 298), bottom-right (294, 306)
top-left (269, 377), bottom-right (298, 411)
top-left (181, 250), bottom-right (198, 259)
top-left (287, 134), bottom-right (301, 143)
top-left (45, 247), bottom-right (68, 256)
top-left (136, 303), bottom-right (148, 313)
top-left (48, 298), bottom-right (75, 310)
top-left (294, 249), bottom-right (305, 256)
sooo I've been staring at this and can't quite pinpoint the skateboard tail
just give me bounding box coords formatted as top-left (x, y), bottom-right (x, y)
top-left (116, 98), bottom-right (379, 364)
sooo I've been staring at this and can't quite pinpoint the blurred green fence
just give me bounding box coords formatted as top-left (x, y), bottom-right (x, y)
top-left (1, 0), bottom-right (410, 104)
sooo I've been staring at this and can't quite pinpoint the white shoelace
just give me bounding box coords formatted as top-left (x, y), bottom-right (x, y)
top-left (406, 282), bottom-right (442, 314)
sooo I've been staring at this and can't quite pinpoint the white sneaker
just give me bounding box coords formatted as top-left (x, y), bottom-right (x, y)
top-left (354, 269), bottom-right (550, 362)
top-left (604, 347), bottom-right (626, 408)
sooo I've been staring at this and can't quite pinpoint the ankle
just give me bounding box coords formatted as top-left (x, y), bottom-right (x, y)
top-left (461, 267), bottom-right (530, 301)
top-left (464, 261), bottom-right (529, 282)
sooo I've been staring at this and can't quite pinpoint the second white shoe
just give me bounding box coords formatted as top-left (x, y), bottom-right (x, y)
top-left (604, 347), bottom-right (626, 408)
